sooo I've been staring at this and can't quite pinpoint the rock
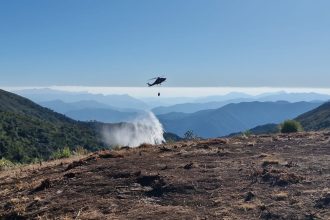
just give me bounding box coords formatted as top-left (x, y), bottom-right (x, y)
top-left (183, 162), bottom-right (194, 169)
top-left (136, 174), bottom-right (161, 187)
top-left (244, 191), bottom-right (255, 202)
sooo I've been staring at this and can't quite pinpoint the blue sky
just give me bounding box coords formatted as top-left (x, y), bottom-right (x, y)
top-left (1, 0), bottom-right (329, 87)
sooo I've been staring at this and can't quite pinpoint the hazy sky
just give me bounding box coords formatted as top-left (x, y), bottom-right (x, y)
top-left (1, 0), bottom-right (329, 87)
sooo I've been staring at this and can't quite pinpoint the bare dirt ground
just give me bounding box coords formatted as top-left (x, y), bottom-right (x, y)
top-left (1, 132), bottom-right (330, 219)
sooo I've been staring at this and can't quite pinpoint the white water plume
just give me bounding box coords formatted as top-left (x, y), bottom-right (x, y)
top-left (101, 111), bottom-right (165, 147)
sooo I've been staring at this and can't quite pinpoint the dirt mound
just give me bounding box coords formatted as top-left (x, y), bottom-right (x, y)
top-left (0, 132), bottom-right (329, 219)
top-left (252, 168), bottom-right (302, 187)
top-left (30, 179), bottom-right (51, 193)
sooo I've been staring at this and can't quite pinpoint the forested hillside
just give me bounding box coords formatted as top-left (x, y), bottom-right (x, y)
top-left (0, 89), bottom-right (106, 163)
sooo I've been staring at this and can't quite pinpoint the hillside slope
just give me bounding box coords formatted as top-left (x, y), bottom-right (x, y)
top-left (158, 101), bottom-right (320, 137)
top-left (244, 102), bottom-right (330, 135)
top-left (296, 102), bottom-right (330, 130)
top-left (0, 89), bottom-right (106, 163)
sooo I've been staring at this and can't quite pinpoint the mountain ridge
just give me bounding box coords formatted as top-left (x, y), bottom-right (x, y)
top-left (158, 101), bottom-right (321, 137)
top-left (296, 102), bottom-right (330, 131)
top-left (235, 101), bottom-right (330, 135)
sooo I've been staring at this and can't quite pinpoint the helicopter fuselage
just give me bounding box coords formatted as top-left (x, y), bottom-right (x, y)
top-left (147, 77), bottom-right (166, 86)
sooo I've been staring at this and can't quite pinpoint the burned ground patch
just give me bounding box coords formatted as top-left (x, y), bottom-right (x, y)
top-left (0, 132), bottom-right (329, 219)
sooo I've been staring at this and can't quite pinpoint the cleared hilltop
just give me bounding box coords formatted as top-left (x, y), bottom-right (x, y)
top-left (1, 132), bottom-right (329, 219)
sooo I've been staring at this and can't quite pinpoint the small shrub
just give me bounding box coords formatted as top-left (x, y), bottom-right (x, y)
top-left (31, 157), bottom-right (43, 164)
top-left (280, 120), bottom-right (303, 133)
top-left (51, 146), bottom-right (72, 159)
top-left (242, 130), bottom-right (252, 137)
top-left (0, 158), bottom-right (15, 170)
top-left (74, 146), bottom-right (89, 156)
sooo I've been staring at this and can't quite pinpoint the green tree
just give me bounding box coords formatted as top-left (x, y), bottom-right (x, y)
top-left (184, 130), bottom-right (196, 140)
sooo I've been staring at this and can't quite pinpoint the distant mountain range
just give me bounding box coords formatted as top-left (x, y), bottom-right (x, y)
top-left (152, 92), bottom-right (329, 114)
top-left (195, 91), bottom-right (330, 103)
top-left (231, 102), bottom-right (330, 136)
top-left (14, 89), bottom-right (330, 115)
top-left (39, 99), bottom-right (113, 113)
top-left (39, 99), bottom-right (139, 123)
top-left (65, 108), bottom-right (138, 123)
top-left (157, 101), bottom-right (321, 138)
top-left (152, 99), bottom-right (249, 114)
top-left (256, 92), bottom-right (330, 103)
top-left (15, 88), bottom-right (148, 110)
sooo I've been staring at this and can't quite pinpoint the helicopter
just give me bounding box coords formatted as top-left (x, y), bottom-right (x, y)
top-left (147, 76), bottom-right (166, 87)
top-left (147, 76), bottom-right (166, 96)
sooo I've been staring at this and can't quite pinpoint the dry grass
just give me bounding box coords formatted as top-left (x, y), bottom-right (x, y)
top-left (0, 154), bottom-right (89, 179)
top-left (272, 192), bottom-right (289, 201)
top-left (198, 138), bottom-right (228, 145)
